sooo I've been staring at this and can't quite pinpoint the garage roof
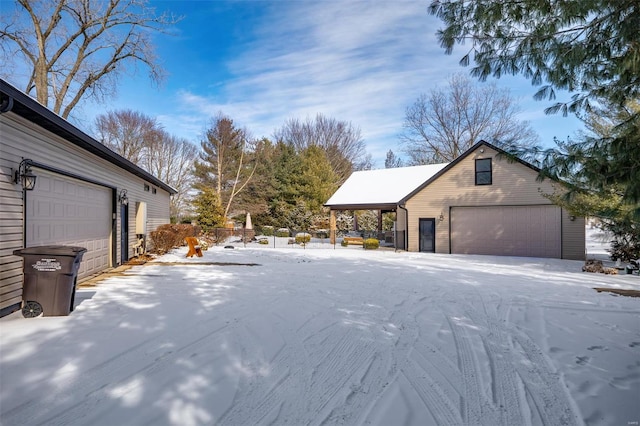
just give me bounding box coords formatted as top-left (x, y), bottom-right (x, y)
top-left (0, 79), bottom-right (177, 195)
top-left (325, 163), bottom-right (448, 210)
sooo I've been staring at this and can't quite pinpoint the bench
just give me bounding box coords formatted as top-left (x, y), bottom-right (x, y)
top-left (185, 237), bottom-right (203, 258)
top-left (343, 236), bottom-right (364, 245)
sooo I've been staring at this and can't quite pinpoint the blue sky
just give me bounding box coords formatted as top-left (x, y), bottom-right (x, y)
top-left (69, 0), bottom-right (583, 167)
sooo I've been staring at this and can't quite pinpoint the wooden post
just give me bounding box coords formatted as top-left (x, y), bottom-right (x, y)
top-left (330, 210), bottom-right (337, 244)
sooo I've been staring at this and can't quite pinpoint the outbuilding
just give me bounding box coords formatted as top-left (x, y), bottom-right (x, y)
top-left (0, 79), bottom-right (176, 317)
top-left (326, 141), bottom-right (585, 260)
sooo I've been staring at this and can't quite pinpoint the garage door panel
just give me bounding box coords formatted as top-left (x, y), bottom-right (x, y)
top-left (451, 206), bottom-right (561, 258)
top-left (27, 170), bottom-right (111, 279)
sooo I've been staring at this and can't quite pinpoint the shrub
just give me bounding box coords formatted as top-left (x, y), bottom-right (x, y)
top-left (341, 240), bottom-right (348, 247)
top-left (261, 225), bottom-right (274, 236)
top-left (149, 224), bottom-right (200, 254)
top-left (149, 229), bottom-right (177, 255)
top-left (295, 232), bottom-right (311, 244)
top-left (276, 228), bottom-right (290, 237)
top-left (315, 229), bottom-right (329, 239)
top-left (258, 238), bottom-right (270, 245)
top-left (363, 238), bottom-right (380, 250)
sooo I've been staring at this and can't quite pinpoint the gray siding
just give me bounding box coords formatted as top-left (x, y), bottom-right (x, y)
top-left (1, 112), bottom-right (171, 312)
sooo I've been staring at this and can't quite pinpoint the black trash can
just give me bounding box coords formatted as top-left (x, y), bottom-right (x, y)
top-left (13, 246), bottom-right (87, 318)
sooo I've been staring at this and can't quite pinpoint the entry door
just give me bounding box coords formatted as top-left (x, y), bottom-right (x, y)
top-left (419, 218), bottom-right (435, 253)
top-left (120, 203), bottom-right (129, 263)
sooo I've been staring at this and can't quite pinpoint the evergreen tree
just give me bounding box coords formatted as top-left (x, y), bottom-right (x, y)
top-left (298, 146), bottom-right (340, 213)
top-left (535, 101), bottom-right (640, 260)
top-left (385, 150), bottom-right (403, 168)
top-left (194, 113), bottom-right (257, 220)
top-left (430, 0), bottom-right (640, 203)
top-left (192, 186), bottom-right (225, 232)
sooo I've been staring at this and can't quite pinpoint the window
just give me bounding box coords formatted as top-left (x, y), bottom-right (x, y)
top-left (144, 184), bottom-right (150, 192)
top-left (152, 188), bottom-right (157, 194)
top-left (475, 158), bottom-right (492, 185)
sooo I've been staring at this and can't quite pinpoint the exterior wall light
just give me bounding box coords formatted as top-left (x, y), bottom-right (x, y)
top-left (438, 211), bottom-right (445, 222)
top-left (13, 159), bottom-right (37, 190)
top-left (118, 189), bottom-right (129, 205)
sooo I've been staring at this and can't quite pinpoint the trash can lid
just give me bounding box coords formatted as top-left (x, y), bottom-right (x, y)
top-left (13, 245), bottom-right (88, 256)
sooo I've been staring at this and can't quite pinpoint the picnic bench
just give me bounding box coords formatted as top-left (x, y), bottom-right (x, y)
top-left (185, 237), bottom-right (203, 258)
top-left (343, 236), bottom-right (364, 245)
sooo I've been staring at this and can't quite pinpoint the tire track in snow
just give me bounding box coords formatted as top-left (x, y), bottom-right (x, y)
top-left (466, 297), bottom-right (526, 426)
top-left (218, 324), bottom-right (375, 426)
top-left (446, 315), bottom-right (499, 425)
top-left (2, 314), bottom-right (235, 426)
top-left (456, 290), bottom-right (581, 426)
top-left (358, 298), bottom-right (464, 426)
top-left (509, 329), bottom-right (581, 426)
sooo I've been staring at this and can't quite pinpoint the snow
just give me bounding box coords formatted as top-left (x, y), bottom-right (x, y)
top-left (325, 163), bottom-right (448, 206)
top-left (1, 232), bottom-right (639, 425)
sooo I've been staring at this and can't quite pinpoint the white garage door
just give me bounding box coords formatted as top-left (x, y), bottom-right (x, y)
top-left (451, 205), bottom-right (561, 258)
top-left (26, 170), bottom-right (112, 279)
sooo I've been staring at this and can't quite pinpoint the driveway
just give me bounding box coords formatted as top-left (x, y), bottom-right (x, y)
top-left (1, 247), bottom-right (639, 425)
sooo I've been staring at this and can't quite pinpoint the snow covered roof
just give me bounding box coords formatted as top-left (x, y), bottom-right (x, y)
top-left (325, 163), bottom-right (449, 209)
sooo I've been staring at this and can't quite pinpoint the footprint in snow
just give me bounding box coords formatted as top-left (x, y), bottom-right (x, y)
top-left (575, 356), bottom-right (590, 366)
top-left (587, 345), bottom-right (608, 351)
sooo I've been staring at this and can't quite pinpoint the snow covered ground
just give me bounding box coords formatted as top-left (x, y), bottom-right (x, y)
top-left (1, 232), bottom-right (639, 425)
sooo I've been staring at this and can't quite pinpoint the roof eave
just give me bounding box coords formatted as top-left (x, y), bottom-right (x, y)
top-left (0, 79), bottom-right (177, 195)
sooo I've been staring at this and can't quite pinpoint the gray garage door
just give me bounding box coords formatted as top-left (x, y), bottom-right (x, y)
top-left (451, 205), bottom-right (561, 258)
top-left (25, 170), bottom-right (112, 279)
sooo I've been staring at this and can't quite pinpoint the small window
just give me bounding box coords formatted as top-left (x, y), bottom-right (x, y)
top-left (475, 158), bottom-right (492, 185)
top-left (152, 188), bottom-right (157, 194)
top-left (144, 184), bottom-right (150, 192)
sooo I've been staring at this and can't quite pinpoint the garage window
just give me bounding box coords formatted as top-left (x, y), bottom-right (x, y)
top-left (475, 158), bottom-right (492, 185)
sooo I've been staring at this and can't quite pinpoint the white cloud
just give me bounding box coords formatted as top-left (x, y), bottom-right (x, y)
top-left (170, 0), bottom-right (465, 165)
top-left (167, 0), bottom-right (582, 165)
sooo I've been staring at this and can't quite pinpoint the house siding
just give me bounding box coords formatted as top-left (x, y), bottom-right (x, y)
top-left (405, 145), bottom-right (584, 259)
top-left (0, 111), bottom-right (171, 313)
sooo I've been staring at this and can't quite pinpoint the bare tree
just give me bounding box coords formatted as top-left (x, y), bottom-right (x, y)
top-left (0, 0), bottom-right (180, 118)
top-left (95, 109), bottom-right (162, 164)
top-left (95, 109), bottom-right (198, 221)
top-left (400, 74), bottom-right (539, 164)
top-left (274, 113), bottom-right (369, 182)
top-left (143, 132), bottom-right (198, 221)
top-left (194, 113), bottom-right (258, 221)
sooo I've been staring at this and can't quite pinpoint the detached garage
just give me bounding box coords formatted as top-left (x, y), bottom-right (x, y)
top-left (326, 141), bottom-right (585, 260)
top-left (0, 79), bottom-right (176, 317)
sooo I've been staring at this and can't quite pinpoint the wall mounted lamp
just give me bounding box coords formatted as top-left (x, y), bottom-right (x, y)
top-left (118, 189), bottom-right (129, 205)
top-left (438, 211), bottom-right (445, 222)
top-left (13, 159), bottom-right (37, 191)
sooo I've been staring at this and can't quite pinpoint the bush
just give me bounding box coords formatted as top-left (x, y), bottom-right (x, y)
top-left (261, 225), bottom-right (274, 236)
top-left (276, 228), bottom-right (290, 237)
top-left (295, 232), bottom-right (311, 244)
top-left (258, 238), bottom-right (269, 245)
top-left (149, 224), bottom-right (200, 254)
top-left (363, 238), bottom-right (380, 250)
top-left (315, 229), bottom-right (329, 239)
top-left (341, 240), bottom-right (348, 247)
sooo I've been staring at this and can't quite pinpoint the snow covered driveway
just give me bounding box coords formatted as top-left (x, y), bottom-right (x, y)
top-left (1, 247), bottom-right (639, 426)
